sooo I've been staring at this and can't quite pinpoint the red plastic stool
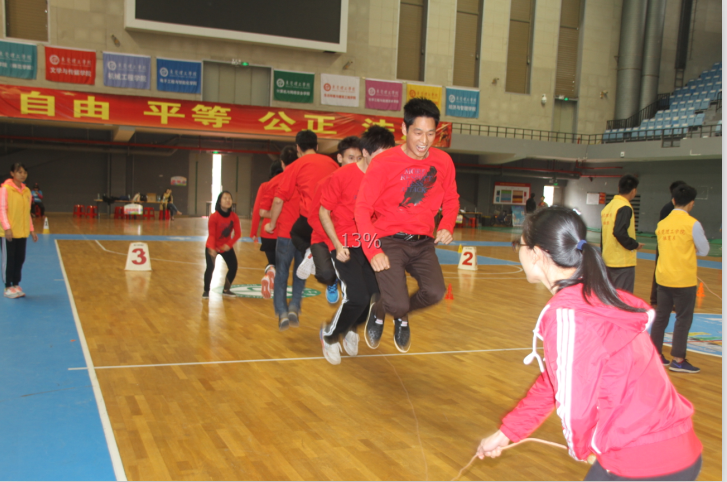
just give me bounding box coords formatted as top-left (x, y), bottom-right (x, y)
top-left (159, 209), bottom-right (169, 220)
top-left (113, 206), bottom-right (124, 219)
top-left (85, 205), bottom-right (98, 218)
top-left (468, 217), bottom-right (477, 228)
top-left (73, 204), bottom-right (84, 217)
top-left (143, 206), bottom-right (155, 219)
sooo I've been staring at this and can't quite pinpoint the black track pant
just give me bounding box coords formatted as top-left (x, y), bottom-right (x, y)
top-left (291, 215), bottom-right (313, 255)
top-left (310, 241), bottom-right (337, 286)
top-left (260, 238), bottom-right (277, 267)
top-left (584, 454), bottom-right (701, 481)
top-left (204, 248), bottom-right (238, 292)
top-left (1, 236), bottom-right (27, 288)
top-left (323, 247), bottom-right (379, 343)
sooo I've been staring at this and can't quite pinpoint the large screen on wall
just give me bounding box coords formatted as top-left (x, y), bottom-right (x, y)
top-left (126, 0), bottom-right (348, 52)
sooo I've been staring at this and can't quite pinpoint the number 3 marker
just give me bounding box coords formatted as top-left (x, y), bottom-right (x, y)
top-left (125, 242), bottom-right (152, 271)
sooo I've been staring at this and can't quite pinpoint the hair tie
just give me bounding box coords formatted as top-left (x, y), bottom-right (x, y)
top-left (576, 240), bottom-right (587, 251)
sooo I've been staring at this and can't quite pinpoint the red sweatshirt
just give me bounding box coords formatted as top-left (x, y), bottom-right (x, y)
top-left (354, 146), bottom-right (459, 260)
top-left (321, 162), bottom-right (366, 251)
top-left (250, 180), bottom-right (276, 239)
top-left (206, 210), bottom-right (241, 252)
top-left (307, 175), bottom-right (335, 250)
top-left (501, 285), bottom-right (701, 478)
top-left (275, 153), bottom-right (339, 217)
top-left (266, 174), bottom-right (299, 239)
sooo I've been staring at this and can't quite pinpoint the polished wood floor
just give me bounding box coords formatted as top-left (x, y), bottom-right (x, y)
top-left (48, 214), bottom-right (722, 480)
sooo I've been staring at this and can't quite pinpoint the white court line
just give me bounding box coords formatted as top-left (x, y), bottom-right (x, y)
top-left (69, 347), bottom-right (534, 371)
top-left (56, 241), bottom-right (127, 481)
top-left (93, 240), bottom-right (262, 269)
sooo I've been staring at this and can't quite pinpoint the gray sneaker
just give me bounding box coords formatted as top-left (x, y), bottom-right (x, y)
top-left (278, 315), bottom-right (289, 331)
top-left (320, 328), bottom-right (342, 365)
top-left (668, 359), bottom-right (700, 373)
top-left (288, 311), bottom-right (299, 327)
top-left (393, 318), bottom-right (411, 353)
top-left (343, 330), bottom-right (359, 356)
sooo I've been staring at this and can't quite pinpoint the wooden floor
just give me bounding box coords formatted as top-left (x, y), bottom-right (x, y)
top-left (48, 214), bottom-right (722, 481)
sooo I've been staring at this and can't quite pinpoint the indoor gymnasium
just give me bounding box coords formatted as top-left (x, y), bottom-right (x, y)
top-left (0, 0), bottom-right (722, 481)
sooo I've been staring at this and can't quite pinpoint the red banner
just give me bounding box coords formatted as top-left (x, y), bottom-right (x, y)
top-left (45, 46), bottom-right (96, 85)
top-left (0, 83), bottom-right (452, 147)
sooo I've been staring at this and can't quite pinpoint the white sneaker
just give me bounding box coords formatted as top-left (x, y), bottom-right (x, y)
top-left (14, 286), bottom-right (25, 298)
top-left (320, 328), bottom-right (342, 365)
top-left (343, 330), bottom-right (359, 356)
top-left (296, 248), bottom-right (316, 279)
top-left (4, 287), bottom-right (19, 299)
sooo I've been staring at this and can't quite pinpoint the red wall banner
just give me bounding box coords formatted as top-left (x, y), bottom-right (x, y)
top-left (45, 47), bottom-right (96, 85)
top-left (0, 83), bottom-right (452, 147)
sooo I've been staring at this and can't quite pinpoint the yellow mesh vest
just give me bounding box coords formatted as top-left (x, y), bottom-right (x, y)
top-left (0, 184), bottom-right (31, 238)
top-left (600, 195), bottom-right (637, 267)
top-left (655, 210), bottom-right (698, 288)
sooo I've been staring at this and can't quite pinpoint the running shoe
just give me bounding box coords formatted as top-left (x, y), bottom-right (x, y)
top-left (13, 286), bottom-right (25, 298)
top-left (343, 330), bottom-right (360, 356)
top-left (660, 353), bottom-right (670, 366)
top-left (3, 287), bottom-right (19, 299)
top-left (326, 281), bottom-right (339, 304)
top-left (202, 291), bottom-right (209, 299)
top-left (364, 295), bottom-right (384, 349)
top-left (669, 359), bottom-right (700, 373)
top-left (278, 314), bottom-right (289, 331)
top-left (288, 311), bottom-right (299, 328)
top-left (320, 328), bottom-right (342, 365)
top-left (393, 317), bottom-right (411, 353)
top-left (261, 266), bottom-right (275, 299)
top-left (222, 289), bottom-right (236, 297)
top-left (296, 248), bottom-right (316, 279)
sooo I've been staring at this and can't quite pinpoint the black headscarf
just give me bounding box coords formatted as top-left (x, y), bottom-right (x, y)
top-left (215, 191), bottom-right (233, 217)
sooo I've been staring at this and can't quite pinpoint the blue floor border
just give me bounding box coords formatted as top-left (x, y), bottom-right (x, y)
top-left (0, 236), bottom-right (118, 481)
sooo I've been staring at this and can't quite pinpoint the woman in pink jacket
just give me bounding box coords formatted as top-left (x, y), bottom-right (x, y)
top-left (478, 207), bottom-right (702, 481)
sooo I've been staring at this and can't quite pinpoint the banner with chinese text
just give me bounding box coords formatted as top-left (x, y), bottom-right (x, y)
top-left (0, 83), bottom-right (451, 147)
top-left (0, 41), bottom-right (36, 79)
top-left (274, 70), bottom-right (314, 103)
top-left (320, 73), bottom-right (358, 107)
top-left (45, 46), bottom-right (96, 85)
top-left (445, 87), bottom-right (479, 118)
top-left (365, 79), bottom-right (402, 111)
top-left (156, 58), bottom-right (201, 94)
top-left (493, 182), bottom-right (530, 205)
top-left (103, 52), bottom-right (151, 90)
top-left (405, 83), bottom-right (442, 110)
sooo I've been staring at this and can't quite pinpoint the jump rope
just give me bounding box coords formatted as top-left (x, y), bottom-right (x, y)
top-left (452, 278), bottom-right (722, 480)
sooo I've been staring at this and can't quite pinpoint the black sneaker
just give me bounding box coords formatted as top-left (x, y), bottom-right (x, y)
top-left (364, 294), bottom-right (383, 349)
top-left (669, 359), bottom-right (700, 373)
top-left (278, 315), bottom-right (289, 331)
top-left (288, 311), bottom-right (299, 328)
top-left (660, 353), bottom-right (670, 366)
top-left (222, 289), bottom-right (236, 297)
top-left (202, 291), bottom-right (209, 299)
top-left (393, 318), bottom-right (411, 353)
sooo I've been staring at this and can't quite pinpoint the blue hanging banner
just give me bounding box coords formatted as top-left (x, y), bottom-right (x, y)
top-left (445, 87), bottom-right (479, 118)
top-left (0, 40), bottom-right (36, 79)
top-left (156, 58), bottom-right (202, 94)
top-left (103, 52), bottom-right (151, 89)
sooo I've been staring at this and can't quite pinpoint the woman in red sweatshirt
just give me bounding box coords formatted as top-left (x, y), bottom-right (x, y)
top-left (203, 191), bottom-right (241, 299)
top-left (477, 207), bottom-right (702, 481)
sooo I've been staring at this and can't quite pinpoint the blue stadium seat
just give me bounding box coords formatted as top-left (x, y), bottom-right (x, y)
top-left (687, 115), bottom-right (696, 127)
top-left (694, 113), bottom-right (705, 126)
top-left (615, 129), bottom-right (624, 141)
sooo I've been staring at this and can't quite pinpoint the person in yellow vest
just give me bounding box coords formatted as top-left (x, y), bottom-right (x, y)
top-left (1, 163), bottom-right (38, 299)
top-left (600, 175), bottom-right (644, 292)
top-left (649, 184), bottom-right (709, 374)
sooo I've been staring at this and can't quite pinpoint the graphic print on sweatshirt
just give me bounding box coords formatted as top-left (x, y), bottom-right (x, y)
top-left (221, 220), bottom-right (234, 238)
top-left (399, 166), bottom-right (437, 207)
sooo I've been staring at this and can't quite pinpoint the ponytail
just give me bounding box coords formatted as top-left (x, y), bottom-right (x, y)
top-left (522, 207), bottom-right (645, 313)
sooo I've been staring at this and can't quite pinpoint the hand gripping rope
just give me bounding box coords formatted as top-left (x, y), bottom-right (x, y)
top-left (451, 438), bottom-right (596, 481)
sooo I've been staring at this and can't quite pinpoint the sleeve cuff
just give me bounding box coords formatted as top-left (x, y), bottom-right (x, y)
top-left (499, 424), bottom-right (523, 443)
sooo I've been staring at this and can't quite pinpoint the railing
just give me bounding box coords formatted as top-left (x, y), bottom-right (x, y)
top-left (606, 93), bottom-right (671, 130)
top-left (716, 91), bottom-right (722, 111)
top-left (449, 123), bottom-right (604, 145)
top-left (450, 122), bottom-right (722, 145)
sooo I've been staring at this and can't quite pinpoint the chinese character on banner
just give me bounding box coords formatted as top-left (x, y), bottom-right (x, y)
top-left (304, 114), bottom-right (337, 134)
top-left (45, 46), bottom-right (96, 85)
top-left (73, 96), bottom-right (110, 120)
top-left (258, 111), bottom-right (296, 132)
top-left (20, 91), bottom-right (55, 117)
top-left (191, 105), bottom-right (232, 128)
top-left (361, 118), bottom-right (396, 132)
top-left (143, 101), bottom-right (185, 124)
